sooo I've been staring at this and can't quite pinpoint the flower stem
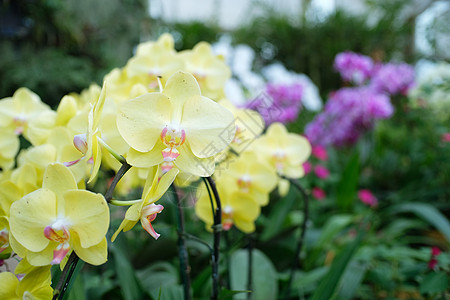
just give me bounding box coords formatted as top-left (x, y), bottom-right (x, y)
top-left (97, 137), bottom-right (126, 164)
top-left (183, 233), bottom-right (213, 253)
top-left (282, 177), bottom-right (309, 300)
top-left (171, 185), bottom-right (191, 300)
top-left (52, 251), bottom-right (79, 300)
top-left (247, 234), bottom-right (254, 300)
top-left (110, 199), bottom-right (142, 206)
top-left (104, 160), bottom-right (132, 203)
top-left (204, 176), bottom-right (222, 300)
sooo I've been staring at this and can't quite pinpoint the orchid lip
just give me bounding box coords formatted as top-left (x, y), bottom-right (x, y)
top-left (141, 204), bottom-right (164, 240)
top-left (160, 125), bottom-right (186, 162)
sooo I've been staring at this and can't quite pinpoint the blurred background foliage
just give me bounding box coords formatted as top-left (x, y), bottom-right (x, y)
top-left (1, 0), bottom-right (446, 104)
top-left (0, 0), bottom-right (148, 107)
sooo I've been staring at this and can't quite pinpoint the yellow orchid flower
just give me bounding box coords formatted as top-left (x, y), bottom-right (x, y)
top-left (0, 164), bottom-right (39, 217)
top-left (0, 129), bottom-right (19, 171)
top-left (117, 71), bottom-right (236, 177)
top-left (135, 33), bottom-right (176, 57)
top-left (104, 68), bottom-right (158, 104)
top-left (195, 177), bottom-right (261, 233)
top-left (252, 122), bottom-right (311, 196)
top-left (65, 86), bottom-right (129, 181)
top-left (0, 87), bottom-right (50, 137)
top-left (112, 165), bottom-right (179, 241)
top-left (25, 95), bottom-right (79, 146)
top-left (217, 99), bottom-right (265, 157)
top-left (68, 83), bottom-right (101, 112)
top-left (126, 34), bottom-right (185, 89)
top-left (253, 122), bottom-right (311, 177)
top-left (0, 266), bottom-right (52, 300)
top-left (17, 128), bottom-right (88, 184)
top-left (66, 81), bottom-right (110, 183)
top-left (216, 150), bottom-right (278, 206)
top-left (9, 163), bottom-right (109, 266)
top-left (0, 216), bottom-right (11, 256)
top-left (180, 42), bottom-right (231, 100)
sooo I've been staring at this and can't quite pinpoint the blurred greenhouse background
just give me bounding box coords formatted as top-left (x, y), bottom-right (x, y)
top-left (1, 0), bottom-right (449, 104)
top-left (0, 0), bottom-right (449, 299)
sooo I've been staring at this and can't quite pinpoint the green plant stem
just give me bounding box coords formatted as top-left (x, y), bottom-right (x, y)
top-left (282, 177), bottom-right (309, 300)
top-left (183, 233), bottom-right (213, 254)
top-left (109, 199), bottom-right (142, 206)
top-left (104, 160), bottom-right (132, 203)
top-left (202, 177), bottom-right (216, 219)
top-left (224, 231), bottom-right (231, 289)
top-left (97, 137), bottom-right (126, 164)
top-left (204, 176), bottom-right (222, 300)
top-left (171, 185), bottom-right (192, 300)
top-left (52, 251), bottom-right (79, 300)
top-left (247, 235), bottom-right (254, 300)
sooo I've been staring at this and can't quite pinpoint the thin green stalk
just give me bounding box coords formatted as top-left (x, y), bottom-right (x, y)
top-left (97, 137), bottom-right (126, 164)
top-left (104, 160), bottom-right (132, 203)
top-left (224, 231), bottom-right (232, 289)
top-left (171, 185), bottom-right (191, 300)
top-left (282, 177), bottom-right (309, 300)
top-left (52, 251), bottom-right (79, 300)
top-left (183, 233), bottom-right (213, 254)
top-left (202, 177), bottom-right (216, 218)
top-left (109, 199), bottom-right (142, 206)
top-left (246, 235), bottom-right (254, 300)
top-left (204, 176), bottom-right (222, 300)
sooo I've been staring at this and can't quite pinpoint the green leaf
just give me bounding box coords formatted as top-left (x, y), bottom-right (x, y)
top-left (310, 228), bottom-right (364, 300)
top-left (337, 260), bottom-right (367, 300)
top-left (66, 270), bottom-right (86, 300)
top-left (230, 249), bottom-right (278, 300)
top-left (136, 262), bottom-right (179, 295)
top-left (62, 259), bottom-right (85, 300)
top-left (336, 153), bottom-right (359, 210)
top-left (307, 215), bottom-right (353, 268)
top-left (260, 188), bottom-right (297, 241)
top-left (420, 272), bottom-right (449, 294)
top-left (316, 215), bottom-right (353, 247)
top-left (390, 203), bottom-right (450, 241)
top-left (291, 267), bottom-right (329, 295)
top-left (149, 285), bottom-right (183, 300)
top-left (219, 287), bottom-right (250, 299)
top-left (110, 242), bottom-right (143, 300)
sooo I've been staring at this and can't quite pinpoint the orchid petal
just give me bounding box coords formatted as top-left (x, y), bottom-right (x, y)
top-left (181, 96), bottom-right (235, 158)
top-left (117, 93), bottom-right (170, 152)
top-left (126, 143), bottom-right (165, 168)
top-left (64, 190), bottom-right (109, 248)
top-left (9, 189), bottom-right (56, 252)
top-left (175, 144), bottom-right (215, 177)
top-left (73, 234), bottom-right (108, 266)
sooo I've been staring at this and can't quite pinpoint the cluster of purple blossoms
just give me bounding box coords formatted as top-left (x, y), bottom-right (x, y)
top-left (306, 87), bottom-right (393, 146)
top-left (246, 82), bottom-right (303, 125)
top-left (305, 51), bottom-right (415, 147)
top-left (334, 52), bottom-right (374, 85)
top-left (370, 63), bottom-right (415, 95)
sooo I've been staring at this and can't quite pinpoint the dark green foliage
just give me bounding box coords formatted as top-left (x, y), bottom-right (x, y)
top-left (0, 0), bottom-right (149, 106)
top-left (170, 21), bottom-right (222, 51)
top-left (233, 9), bottom-right (411, 95)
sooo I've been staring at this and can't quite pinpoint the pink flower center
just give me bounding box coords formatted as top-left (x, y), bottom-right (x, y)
top-left (237, 175), bottom-right (252, 193)
top-left (44, 224), bottom-right (71, 265)
top-left (13, 115), bottom-right (27, 135)
top-left (222, 206), bottom-right (234, 231)
top-left (0, 229), bottom-right (9, 253)
top-left (272, 151), bottom-right (286, 171)
top-left (160, 126), bottom-right (186, 162)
